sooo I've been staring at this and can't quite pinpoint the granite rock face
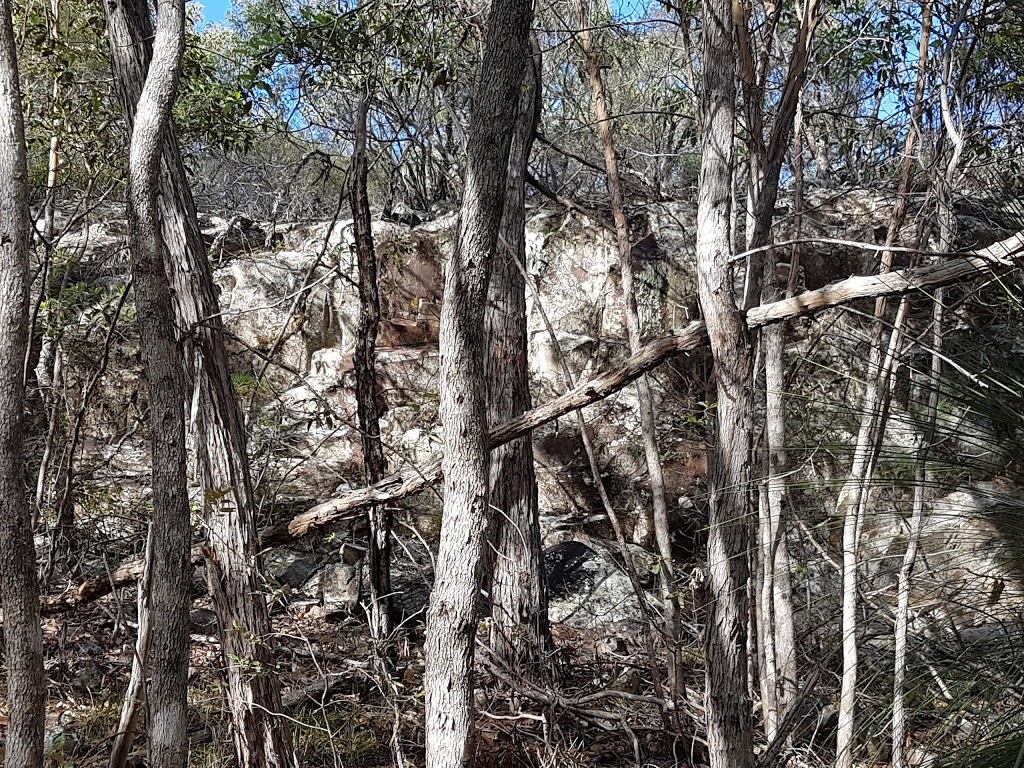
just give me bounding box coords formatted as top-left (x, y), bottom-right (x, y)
top-left (45, 196), bottom-right (1024, 629)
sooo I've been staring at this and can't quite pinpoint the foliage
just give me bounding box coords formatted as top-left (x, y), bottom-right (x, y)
top-left (15, 0), bottom-right (123, 194)
top-left (176, 20), bottom-right (259, 153)
top-left (8, 0), bottom-right (1024, 766)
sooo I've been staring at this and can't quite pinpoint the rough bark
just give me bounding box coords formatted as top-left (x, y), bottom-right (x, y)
top-left (696, 1), bottom-right (755, 767)
top-left (122, 1), bottom-right (193, 763)
top-left (486, 36), bottom-right (548, 671)
top-left (103, 2), bottom-right (296, 766)
top-left (0, 1), bottom-right (46, 763)
top-left (423, 0), bottom-right (532, 761)
top-left (350, 86), bottom-right (392, 640)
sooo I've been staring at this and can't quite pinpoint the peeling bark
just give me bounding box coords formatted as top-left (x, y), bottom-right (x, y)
top-left (122, 1), bottom-right (193, 764)
top-left (103, 1), bottom-right (296, 764)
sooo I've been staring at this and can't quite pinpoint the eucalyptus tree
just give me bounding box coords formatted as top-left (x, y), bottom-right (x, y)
top-left (485, 49), bottom-right (550, 669)
top-left (533, 2), bottom-right (697, 201)
top-left (463, 0), bottom-right (548, 667)
top-left (120, 0), bottom-right (192, 760)
top-left (833, 6), bottom-right (934, 765)
top-left (238, 0), bottom-right (467, 649)
top-left (17, 0), bottom-right (123, 565)
top-left (424, 0), bottom-right (533, 761)
top-left (695, 0), bottom-right (755, 765)
top-left (350, 82), bottom-right (392, 641)
top-left (237, 0), bottom-right (467, 212)
top-left (17, 0), bottom-right (121, 195)
top-left (733, 0), bottom-right (824, 737)
top-left (103, 1), bottom-right (297, 765)
top-left (570, 0), bottom-right (682, 697)
top-left (0, 2), bottom-right (46, 766)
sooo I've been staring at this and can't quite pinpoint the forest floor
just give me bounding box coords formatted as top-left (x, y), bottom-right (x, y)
top-left (32, 589), bottom-right (704, 768)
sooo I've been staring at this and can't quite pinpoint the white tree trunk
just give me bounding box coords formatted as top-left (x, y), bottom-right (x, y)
top-left (696, 1), bottom-right (755, 766)
top-left (834, 8), bottom-right (933, 766)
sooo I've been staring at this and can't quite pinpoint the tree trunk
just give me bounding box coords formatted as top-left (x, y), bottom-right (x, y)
top-left (0, 3), bottom-right (46, 765)
top-left (486, 35), bottom-right (548, 671)
top-left (696, 1), bottom-right (755, 767)
top-left (891, 332), bottom-right (939, 768)
top-left (103, 3), bottom-right (297, 766)
top-left (350, 85), bottom-right (392, 641)
top-left (894, 36), bottom-right (963, 762)
top-left (33, 0), bottom-right (63, 394)
top-left (122, 2), bottom-right (193, 764)
top-left (423, 0), bottom-right (533, 761)
top-left (109, 533), bottom-right (153, 768)
top-left (743, 1), bottom-right (822, 738)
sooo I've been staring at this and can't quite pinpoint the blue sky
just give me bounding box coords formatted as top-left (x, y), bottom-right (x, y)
top-left (196, 0), bottom-right (232, 25)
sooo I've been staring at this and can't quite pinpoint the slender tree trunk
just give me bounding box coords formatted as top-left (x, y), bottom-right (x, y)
top-left (574, 0), bottom-right (681, 694)
top-left (0, 3), bottom-right (46, 765)
top-left (740, 0), bottom-right (822, 307)
top-left (350, 75), bottom-right (409, 768)
top-left (894, 39), bottom-right (962, 762)
top-left (109, 533), bottom-right (153, 768)
top-left (350, 85), bottom-right (392, 641)
top-left (696, 2), bottom-right (755, 767)
top-left (788, 96), bottom-right (805, 299)
top-left (33, 0), bottom-right (62, 392)
top-left (423, 0), bottom-right (532, 761)
top-left (834, 8), bottom-right (932, 766)
top-left (891, 314), bottom-right (940, 768)
top-left (744, 1), bottom-right (822, 738)
top-left (122, 1), bottom-right (193, 763)
top-left (36, 0), bottom-right (78, 571)
top-left (34, 0), bottom-right (62, 390)
top-left (486, 35), bottom-right (548, 671)
top-left (103, 3), bottom-right (297, 766)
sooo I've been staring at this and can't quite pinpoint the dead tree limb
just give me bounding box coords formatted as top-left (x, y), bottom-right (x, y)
top-left (525, 171), bottom-right (615, 232)
top-left (745, 234), bottom-right (1023, 326)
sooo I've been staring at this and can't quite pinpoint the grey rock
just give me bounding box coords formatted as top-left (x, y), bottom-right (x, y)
top-left (321, 562), bottom-right (361, 616)
top-left (545, 541), bottom-right (654, 628)
top-left (265, 547), bottom-right (323, 588)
